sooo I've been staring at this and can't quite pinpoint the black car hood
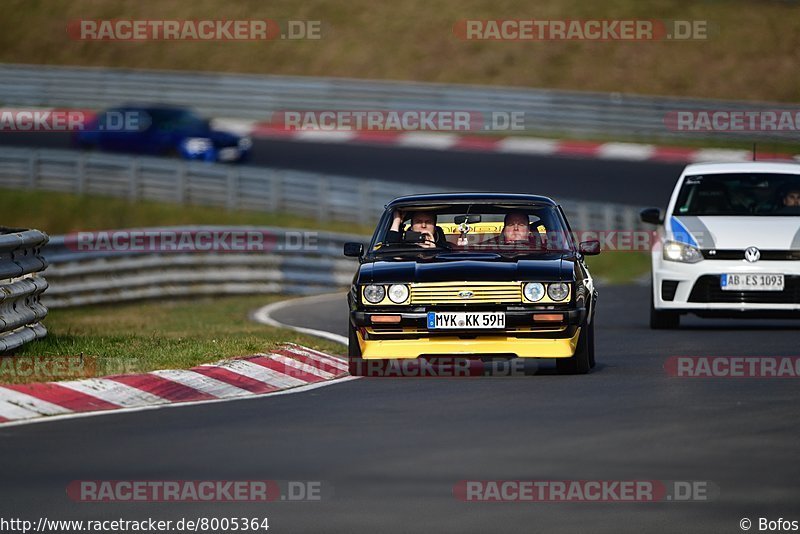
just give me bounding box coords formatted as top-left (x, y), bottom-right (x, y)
top-left (358, 254), bottom-right (575, 284)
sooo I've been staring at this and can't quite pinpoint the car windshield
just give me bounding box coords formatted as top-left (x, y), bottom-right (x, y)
top-left (371, 204), bottom-right (572, 256)
top-left (674, 173), bottom-right (800, 216)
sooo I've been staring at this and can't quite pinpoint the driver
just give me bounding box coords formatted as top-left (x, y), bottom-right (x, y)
top-left (783, 188), bottom-right (800, 207)
top-left (386, 210), bottom-right (448, 249)
top-left (483, 211), bottom-right (541, 245)
top-left (502, 211), bottom-right (532, 242)
top-left (775, 186), bottom-right (800, 213)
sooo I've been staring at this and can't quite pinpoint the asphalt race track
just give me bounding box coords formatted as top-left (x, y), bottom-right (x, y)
top-left (0, 132), bottom-right (684, 206)
top-left (1, 285), bottom-right (798, 533)
top-left (2, 131), bottom-right (797, 532)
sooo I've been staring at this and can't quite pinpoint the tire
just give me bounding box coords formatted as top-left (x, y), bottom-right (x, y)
top-left (348, 321), bottom-right (365, 376)
top-left (556, 323), bottom-right (591, 375)
top-left (161, 146), bottom-right (181, 159)
top-left (587, 319), bottom-right (596, 369)
top-left (650, 282), bottom-right (680, 329)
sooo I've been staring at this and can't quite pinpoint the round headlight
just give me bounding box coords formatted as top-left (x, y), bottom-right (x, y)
top-left (547, 283), bottom-right (570, 302)
top-left (387, 284), bottom-right (409, 304)
top-left (523, 282), bottom-right (545, 302)
top-left (363, 284), bottom-right (385, 304)
top-left (184, 137), bottom-right (213, 153)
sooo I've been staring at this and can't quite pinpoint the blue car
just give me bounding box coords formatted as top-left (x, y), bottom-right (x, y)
top-left (74, 106), bottom-right (252, 163)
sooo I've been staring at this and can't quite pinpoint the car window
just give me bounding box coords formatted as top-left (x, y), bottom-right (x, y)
top-left (674, 173), bottom-right (800, 216)
top-left (148, 109), bottom-right (206, 131)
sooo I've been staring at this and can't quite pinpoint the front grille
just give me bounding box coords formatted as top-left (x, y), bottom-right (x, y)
top-left (688, 275), bottom-right (800, 304)
top-left (661, 280), bottom-right (679, 301)
top-left (410, 281), bottom-right (521, 304)
top-left (702, 250), bottom-right (800, 261)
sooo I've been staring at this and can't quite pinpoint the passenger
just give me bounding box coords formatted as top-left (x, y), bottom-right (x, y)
top-left (386, 210), bottom-right (447, 249)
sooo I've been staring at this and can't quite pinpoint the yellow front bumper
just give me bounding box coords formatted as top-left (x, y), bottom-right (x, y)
top-left (358, 328), bottom-right (581, 359)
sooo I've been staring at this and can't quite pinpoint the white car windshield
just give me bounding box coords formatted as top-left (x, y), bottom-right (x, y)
top-left (674, 173), bottom-right (800, 216)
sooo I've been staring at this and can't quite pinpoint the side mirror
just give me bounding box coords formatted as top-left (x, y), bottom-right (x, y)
top-left (579, 240), bottom-right (601, 256)
top-left (640, 208), bottom-right (663, 225)
top-left (343, 242), bottom-right (364, 257)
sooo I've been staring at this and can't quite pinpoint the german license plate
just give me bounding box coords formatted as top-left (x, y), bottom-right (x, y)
top-left (721, 273), bottom-right (784, 291)
top-left (218, 147), bottom-right (241, 161)
top-left (427, 312), bottom-right (505, 329)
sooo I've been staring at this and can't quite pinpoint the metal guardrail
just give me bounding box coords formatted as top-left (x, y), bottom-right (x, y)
top-left (1, 63), bottom-right (798, 141)
top-left (0, 228), bottom-right (49, 352)
top-left (0, 147), bottom-right (441, 227)
top-left (0, 146), bottom-right (646, 233)
top-left (42, 226), bottom-right (360, 308)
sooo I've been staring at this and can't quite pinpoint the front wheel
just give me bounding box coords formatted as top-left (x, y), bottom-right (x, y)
top-left (348, 321), bottom-right (365, 376)
top-left (556, 323), bottom-right (592, 375)
top-left (650, 283), bottom-right (680, 329)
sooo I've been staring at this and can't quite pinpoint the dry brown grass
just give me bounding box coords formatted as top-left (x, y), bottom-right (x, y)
top-left (1, 0), bottom-right (798, 101)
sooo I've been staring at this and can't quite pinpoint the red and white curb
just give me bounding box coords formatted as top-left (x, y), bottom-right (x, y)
top-left (0, 344), bottom-right (350, 427)
top-left (215, 118), bottom-right (800, 164)
top-left (4, 107), bottom-right (796, 165)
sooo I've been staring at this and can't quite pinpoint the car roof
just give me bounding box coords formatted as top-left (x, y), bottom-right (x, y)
top-left (683, 161), bottom-right (800, 175)
top-left (110, 105), bottom-right (193, 113)
top-left (386, 192), bottom-right (557, 208)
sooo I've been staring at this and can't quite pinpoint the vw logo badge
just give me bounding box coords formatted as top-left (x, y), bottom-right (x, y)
top-left (744, 246), bottom-right (761, 263)
top-left (458, 290), bottom-right (474, 299)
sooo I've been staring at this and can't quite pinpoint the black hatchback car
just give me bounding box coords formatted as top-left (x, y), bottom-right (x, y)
top-left (344, 193), bottom-right (600, 375)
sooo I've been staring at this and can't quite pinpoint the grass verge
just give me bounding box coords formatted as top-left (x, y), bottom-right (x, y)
top-left (0, 187), bottom-right (373, 235)
top-left (1, 295), bottom-right (344, 385)
top-left (586, 251), bottom-right (650, 285)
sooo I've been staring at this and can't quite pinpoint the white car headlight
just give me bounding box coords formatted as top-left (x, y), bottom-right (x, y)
top-left (547, 282), bottom-right (570, 302)
top-left (387, 284), bottom-right (409, 304)
top-left (523, 282), bottom-right (545, 302)
top-left (363, 284), bottom-right (385, 304)
top-left (238, 136), bottom-right (252, 150)
top-left (184, 137), bottom-right (213, 153)
top-left (663, 240), bottom-right (703, 263)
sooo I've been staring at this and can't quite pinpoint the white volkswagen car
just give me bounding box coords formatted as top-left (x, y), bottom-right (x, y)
top-left (642, 161), bottom-right (800, 328)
